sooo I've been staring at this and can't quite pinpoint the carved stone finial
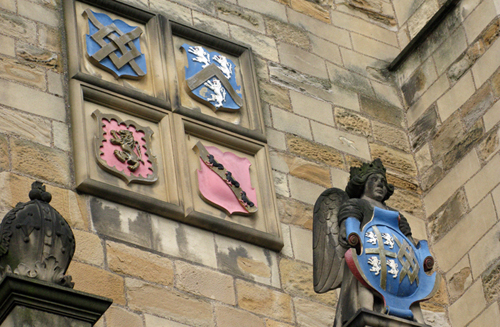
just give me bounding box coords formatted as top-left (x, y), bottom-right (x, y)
top-left (0, 182), bottom-right (75, 287)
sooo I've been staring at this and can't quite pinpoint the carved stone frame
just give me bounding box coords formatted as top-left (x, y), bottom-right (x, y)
top-left (164, 19), bottom-right (266, 142)
top-left (69, 80), bottom-right (183, 219)
top-left (64, 0), bottom-right (170, 109)
top-left (173, 115), bottom-right (283, 251)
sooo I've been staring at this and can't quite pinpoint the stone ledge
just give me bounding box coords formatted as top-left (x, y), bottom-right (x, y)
top-left (0, 273), bottom-right (112, 325)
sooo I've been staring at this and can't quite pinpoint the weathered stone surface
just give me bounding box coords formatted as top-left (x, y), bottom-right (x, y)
top-left (431, 113), bottom-right (464, 161)
top-left (150, 0), bottom-right (192, 26)
top-left (107, 241), bottom-right (174, 286)
top-left (278, 43), bottom-right (328, 79)
top-left (433, 25), bottom-right (468, 76)
top-left (0, 107), bottom-right (51, 146)
top-left (294, 297), bottom-right (336, 326)
top-left (465, 153), bottom-right (500, 207)
top-left (176, 260), bottom-right (235, 305)
top-left (470, 223), bottom-right (500, 278)
top-left (289, 225), bottom-right (313, 264)
top-left (0, 56), bottom-right (46, 89)
top-left (266, 17), bottom-right (310, 49)
top-left (0, 11), bottom-right (36, 43)
top-left (415, 144), bottom-right (432, 173)
top-left (449, 281), bottom-right (486, 327)
top-left (312, 122), bottom-right (371, 160)
top-left (216, 1), bottom-right (264, 33)
top-left (437, 71), bottom-right (475, 121)
top-left (460, 84), bottom-right (495, 129)
top-left (291, 0), bottom-right (330, 23)
top-left (481, 17), bottom-right (500, 48)
top-left (407, 0), bottom-right (439, 38)
top-left (38, 24), bottom-right (61, 52)
top-left (334, 107), bottom-right (371, 137)
top-left (284, 156), bottom-right (331, 187)
top-left (428, 189), bottom-right (468, 243)
top-left (127, 279), bottom-right (214, 327)
top-left (447, 257), bottom-right (473, 302)
top-left (407, 75), bottom-right (449, 127)
top-left (289, 175), bottom-right (326, 205)
top-left (230, 25), bottom-right (278, 61)
top-left (478, 127), bottom-right (500, 162)
top-left (53, 120), bottom-right (70, 150)
top-left (422, 310), bottom-right (451, 327)
top-left (272, 107), bottom-right (312, 139)
top-left (447, 41), bottom-right (485, 82)
top-left (369, 143), bottom-right (417, 177)
top-left (73, 230), bottom-right (104, 267)
top-left (469, 303), bottom-right (500, 327)
top-left (373, 121), bottom-right (410, 152)
top-left (421, 276), bottom-right (448, 312)
top-left (17, 42), bottom-right (61, 72)
top-left (279, 257), bottom-right (336, 306)
top-left (46, 187), bottom-right (89, 230)
top-left (290, 91), bottom-right (334, 125)
top-left (386, 172), bottom-right (419, 193)
top-left (215, 304), bottom-right (265, 327)
top-left (402, 61), bottom-right (436, 107)
top-left (482, 259), bottom-right (500, 302)
top-left (385, 189), bottom-right (424, 218)
top-left (236, 280), bottom-right (293, 323)
top-left (310, 34), bottom-right (342, 65)
top-left (0, 134), bottom-right (9, 172)
top-left (360, 95), bottom-right (404, 127)
top-left (286, 134), bottom-right (344, 168)
top-left (259, 81), bottom-right (291, 111)
top-left (273, 170), bottom-right (289, 197)
top-left (491, 67), bottom-right (500, 97)
top-left (10, 138), bottom-right (70, 185)
top-left (106, 306), bottom-right (144, 327)
top-left (327, 62), bottom-right (375, 98)
top-left (91, 198), bottom-right (153, 249)
top-left (420, 163), bottom-right (443, 191)
top-left (345, 0), bottom-right (396, 26)
top-left (67, 261), bottom-right (126, 305)
top-left (277, 196), bottom-right (313, 228)
top-left (442, 120), bottom-right (484, 170)
top-left (193, 11), bottom-right (229, 37)
top-left (216, 234), bottom-right (280, 287)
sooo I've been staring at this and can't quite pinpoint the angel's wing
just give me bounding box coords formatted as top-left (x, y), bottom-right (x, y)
top-left (313, 187), bottom-right (349, 293)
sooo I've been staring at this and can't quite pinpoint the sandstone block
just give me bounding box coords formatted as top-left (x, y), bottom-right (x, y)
top-left (313, 122), bottom-right (371, 160)
top-left (287, 9), bottom-right (351, 48)
top-left (17, 42), bottom-right (61, 72)
top-left (373, 121), bottom-right (410, 152)
top-left (407, 0), bottom-right (439, 38)
top-left (431, 112), bottom-right (463, 160)
top-left (11, 138), bottom-right (70, 185)
top-left (491, 67), bottom-right (500, 97)
top-left (150, 0), bottom-right (192, 26)
top-left (327, 62), bottom-right (375, 98)
top-left (283, 155), bottom-right (331, 188)
top-left (106, 306), bottom-right (144, 327)
top-left (409, 106), bottom-right (439, 151)
top-left (286, 135), bottom-right (344, 168)
top-left (272, 107), bottom-right (312, 139)
top-left (0, 134), bottom-right (8, 172)
top-left (369, 143), bottom-right (417, 177)
top-left (461, 84), bottom-right (494, 129)
top-left (351, 33), bottom-right (399, 62)
top-left (259, 81), bottom-right (291, 111)
top-left (175, 260), bottom-right (235, 305)
top-left (265, 319), bottom-right (293, 327)
top-left (402, 58), bottom-right (439, 106)
top-left (279, 257), bottom-right (337, 306)
top-left (236, 280), bottom-right (293, 323)
top-left (73, 230), bottom-right (104, 267)
top-left (0, 107), bottom-right (51, 146)
top-left (428, 189), bottom-right (468, 243)
top-left (294, 297), bottom-right (336, 326)
top-left (469, 222), bottom-right (500, 278)
top-left (291, 91), bottom-right (334, 126)
top-left (442, 121), bottom-right (484, 170)
top-left (107, 241), bottom-right (174, 286)
top-left (437, 71), bottom-right (475, 122)
top-left (289, 175), bottom-right (326, 205)
top-left (446, 256), bottom-right (473, 302)
top-left (371, 80), bottom-right (403, 109)
top-left (385, 189), bottom-right (424, 218)
top-left (465, 153), bottom-right (500, 207)
top-left (266, 17), bottom-right (309, 49)
top-left (18, 0), bottom-right (59, 26)
top-left (277, 196), bottom-right (313, 228)
top-left (215, 304), bottom-right (265, 327)
top-left (334, 108), bottom-right (371, 137)
top-left (273, 170), bottom-right (289, 197)
top-left (386, 172), bottom-right (419, 193)
top-left (216, 2), bottom-right (265, 33)
top-left (215, 234), bottom-right (280, 287)
top-left (420, 163), bottom-right (443, 191)
top-left (463, 0), bottom-right (497, 42)
top-left (420, 275), bottom-right (448, 311)
top-left (468, 303), bottom-right (500, 327)
top-left (46, 187), bottom-right (89, 230)
top-left (472, 30), bottom-right (500, 88)
top-left (127, 279), bottom-right (214, 327)
top-left (0, 56), bottom-right (46, 89)
top-left (415, 144), bottom-right (433, 173)
top-left (0, 35), bottom-right (15, 57)
top-left (448, 281), bottom-right (486, 327)
top-left (238, 0), bottom-right (287, 21)
top-left (67, 261), bottom-right (125, 305)
top-left (290, 0), bottom-right (330, 23)
top-left (144, 314), bottom-right (191, 327)
top-left (53, 120), bottom-right (70, 151)
top-left (360, 95), bottom-right (404, 127)
top-left (230, 25), bottom-right (278, 61)
top-left (433, 27), bottom-right (468, 76)
top-left (267, 129), bottom-right (286, 151)
top-left (310, 34), bottom-right (342, 65)
top-left (433, 196), bottom-right (496, 272)
top-left (482, 259), bottom-right (500, 302)
top-left (280, 223), bottom-right (294, 258)
top-left (422, 310), bottom-right (450, 327)
top-left (290, 225), bottom-right (312, 264)
top-left (407, 75), bottom-right (449, 127)
top-left (38, 24), bottom-right (61, 52)
top-left (423, 151), bottom-right (480, 216)
top-left (0, 79), bottom-right (65, 121)
top-left (0, 11), bottom-right (36, 43)
top-left (193, 12), bottom-right (229, 37)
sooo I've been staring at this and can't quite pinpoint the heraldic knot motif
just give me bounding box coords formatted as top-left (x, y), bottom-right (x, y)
top-left (84, 9), bottom-right (146, 79)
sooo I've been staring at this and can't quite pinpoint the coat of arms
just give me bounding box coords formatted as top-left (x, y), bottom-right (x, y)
top-left (194, 142), bottom-right (257, 215)
top-left (181, 44), bottom-right (243, 112)
top-left (84, 9), bottom-right (147, 79)
top-left (92, 110), bottom-right (157, 184)
top-left (344, 207), bottom-right (439, 320)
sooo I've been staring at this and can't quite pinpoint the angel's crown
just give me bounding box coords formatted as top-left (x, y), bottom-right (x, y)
top-left (349, 158), bottom-right (386, 180)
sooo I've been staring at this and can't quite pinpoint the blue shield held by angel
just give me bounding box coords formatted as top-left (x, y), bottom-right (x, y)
top-left (313, 159), bottom-right (440, 327)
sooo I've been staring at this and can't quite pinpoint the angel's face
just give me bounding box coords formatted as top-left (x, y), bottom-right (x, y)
top-left (363, 173), bottom-right (387, 202)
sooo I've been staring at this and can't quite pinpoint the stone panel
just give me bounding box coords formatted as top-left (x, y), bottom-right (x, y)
top-left (472, 32), bottom-right (500, 88)
top-left (448, 281), bottom-right (487, 327)
top-left (334, 108), bottom-right (371, 137)
top-left (266, 17), bottom-right (309, 49)
top-left (401, 59), bottom-right (438, 107)
top-left (277, 196), bottom-right (313, 228)
top-left (293, 297), bottom-right (336, 327)
top-left (373, 121), bottom-right (410, 152)
top-left (286, 135), bottom-right (344, 168)
top-left (428, 189), bottom-right (469, 243)
top-left (310, 34), bottom-right (342, 65)
top-left (446, 256), bottom-right (472, 302)
top-left (289, 225), bottom-right (312, 264)
top-left (351, 33), bottom-right (400, 62)
top-left (483, 99), bottom-right (500, 132)
top-left (312, 122), bottom-right (371, 160)
top-left (0, 56), bottom-right (46, 89)
top-left (409, 106), bottom-right (439, 151)
top-left (284, 156), bottom-right (331, 188)
top-left (238, 0), bottom-right (287, 21)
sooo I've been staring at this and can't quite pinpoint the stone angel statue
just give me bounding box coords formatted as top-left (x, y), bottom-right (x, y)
top-left (313, 159), bottom-right (439, 327)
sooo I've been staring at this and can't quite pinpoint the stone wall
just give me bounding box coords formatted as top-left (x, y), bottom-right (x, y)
top-left (0, 0), bottom-right (495, 326)
top-left (397, 0), bottom-right (500, 326)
